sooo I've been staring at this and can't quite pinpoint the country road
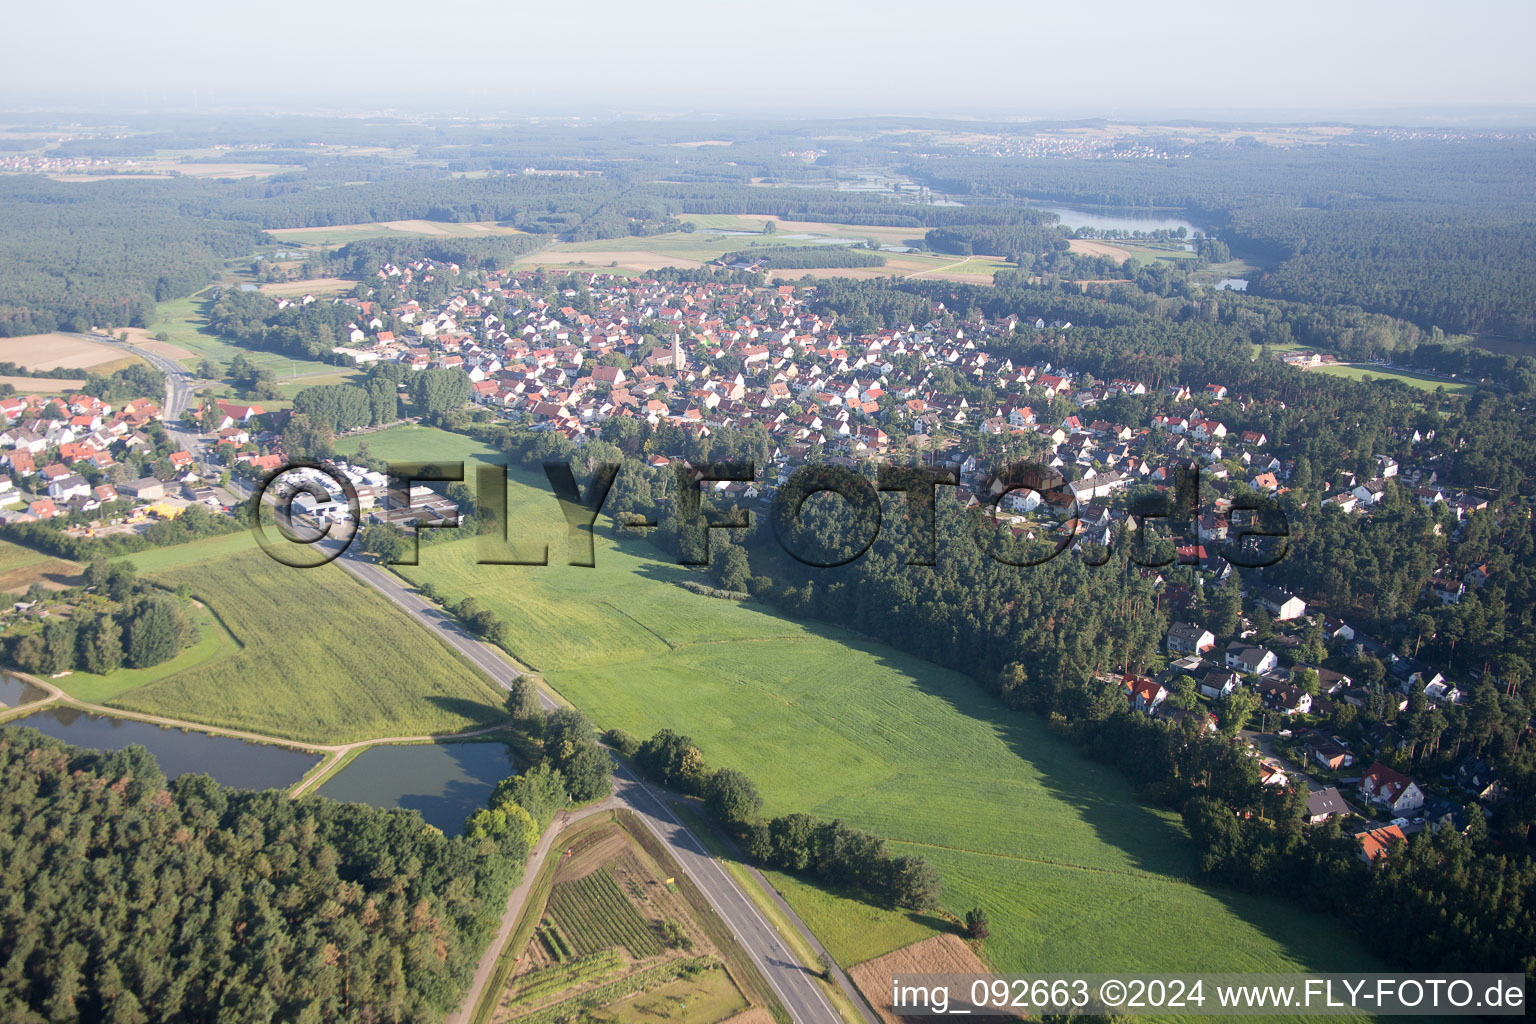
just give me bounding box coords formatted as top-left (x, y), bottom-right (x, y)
top-left (83, 332), bottom-right (204, 451)
top-left (336, 553), bottom-right (858, 1024)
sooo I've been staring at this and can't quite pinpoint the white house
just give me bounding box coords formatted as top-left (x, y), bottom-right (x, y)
top-left (1225, 643), bottom-right (1278, 676)
top-left (1358, 762), bottom-right (1424, 814)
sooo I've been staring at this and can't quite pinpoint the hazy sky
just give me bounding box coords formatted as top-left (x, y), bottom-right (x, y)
top-left (6, 0), bottom-right (1535, 120)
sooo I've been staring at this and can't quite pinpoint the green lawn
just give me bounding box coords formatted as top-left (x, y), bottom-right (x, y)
top-left (108, 548), bottom-right (510, 743)
top-left (1313, 363), bottom-right (1475, 395)
top-left (386, 428), bottom-right (1383, 993)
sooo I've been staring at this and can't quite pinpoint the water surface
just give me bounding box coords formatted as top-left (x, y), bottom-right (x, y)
top-left (318, 740), bottom-right (514, 835)
top-left (1034, 203), bottom-right (1202, 236)
top-left (0, 675), bottom-right (46, 709)
top-left (4, 705), bottom-right (319, 789)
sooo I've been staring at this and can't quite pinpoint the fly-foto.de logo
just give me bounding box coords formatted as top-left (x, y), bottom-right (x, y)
top-left (249, 459), bottom-right (1289, 571)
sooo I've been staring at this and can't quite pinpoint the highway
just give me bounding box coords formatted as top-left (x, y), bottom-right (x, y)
top-left (336, 553), bottom-right (848, 1024)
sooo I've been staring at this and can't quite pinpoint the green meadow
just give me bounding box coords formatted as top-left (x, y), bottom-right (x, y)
top-left (106, 548), bottom-right (508, 743)
top-left (1312, 363), bottom-right (1475, 395)
top-left (377, 425), bottom-right (1383, 995)
top-left (146, 293), bottom-right (343, 378)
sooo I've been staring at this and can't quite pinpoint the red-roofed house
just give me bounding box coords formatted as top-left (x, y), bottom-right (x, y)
top-left (1358, 762), bottom-right (1424, 814)
top-left (1357, 825), bottom-right (1406, 865)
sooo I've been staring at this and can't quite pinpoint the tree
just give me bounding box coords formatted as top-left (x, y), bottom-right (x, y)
top-left (965, 907), bottom-right (991, 939)
top-left (82, 615), bottom-right (124, 675)
top-left (42, 619), bottom-right (77, 676)
top-left (1218, 687), bottom-right (1261, 736)
top-left (282, 413), bottom-right (334, 461)
top-left (888, 854), bottom-right (941, 909)
top-left (713, 544), bottom-right (750, 593)
top-left (602, 728), bottom-right (640, 756)
top-left (492, 763), bottom-right (567, 830)
top-left (126, 597), bottom-right (190, 668)
top-left (506, 675), bottom-right (543, 725)
top-left (1171, 674), bottom-right (1200, 710)
top-left (703, 768), bottom-right (762, 834)
top-left (558, 741), bottom-right (613, 803)
top-left (10, 633), bottom-right (46, 674)
top-left (1209, 575), bottom-right (1243, 637)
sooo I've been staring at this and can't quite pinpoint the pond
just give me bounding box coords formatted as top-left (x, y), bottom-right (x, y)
top-left (1033, 203), bottom-right (1203, 236)
top-left (3, 705), bottom-right (320, 790)
top-left (0, 674), bottom-right (47, 710)
top-left (318, 740), bottom-right (515, 836)
top-left (1215, 277), bottom-right (1249, 291)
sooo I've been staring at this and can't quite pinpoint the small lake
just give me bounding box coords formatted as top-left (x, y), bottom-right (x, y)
top-left (0, 675), bottom-right (47, 709)
top-left (318, 740), bottom-right (514, 836)
top-left (1033, 203), bottom-right (1203, 236)
top-left (1215, 277), bottom-right (1249, 291)
top-left (3, 705), bottom-right (319, 790)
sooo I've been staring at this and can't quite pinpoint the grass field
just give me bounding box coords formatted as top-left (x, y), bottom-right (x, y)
top-left (336, 422), bottom-right (503, 470)
top-left (110, 531), bottom-right (257, 574)
top-left (108, 547), bottom-right (510, 743)
top-left (758, 869), bottom-right (944, 968)
top-left (1312, 363), bottom-right (1475, 394)
top-left (144, 293), bottom-right (345, 377)
top-left (383, 426), bottom-right (1383, 994)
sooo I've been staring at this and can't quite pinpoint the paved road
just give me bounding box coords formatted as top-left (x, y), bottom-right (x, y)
top-left (336, 553), bottom-right (843, 1024)
top-left (85, 333), bottom-right (203, 451)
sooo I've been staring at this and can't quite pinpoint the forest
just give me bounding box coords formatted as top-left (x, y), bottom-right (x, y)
top-left (0, 728), bottom-right (530, 1023)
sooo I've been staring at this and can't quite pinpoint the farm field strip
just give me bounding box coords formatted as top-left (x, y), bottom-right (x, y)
top-left (106, 547), bottom-right (508, 743)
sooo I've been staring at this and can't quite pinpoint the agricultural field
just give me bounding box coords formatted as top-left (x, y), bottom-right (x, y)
top-left (848, 935), bottom-right (998, 1024)
top-left (0, 333), bottom-right (141, 372)
top-left (516, 218), bottom-right (928, 276)
top-left (0, 375), bottom-right (86, 394)
top-left (0, 540), bottom-right (81, 593)
top-left (107, 547), bottom-right (508, 743)
top-left (390, 427), bottom-right (1384, 993)
top-left (1312, 363), bottom-right (1475, 395)
top-left (486, 817), bottom-right (759, 1024)
top-left (257, 276), bottom-right (357, 297)
top-left (266, 220), bottom-right (529, 250)
top-left (548, 869), bottom-right (664, 959)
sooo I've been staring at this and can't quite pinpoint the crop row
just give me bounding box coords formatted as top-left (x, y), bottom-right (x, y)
top-left (509, 950), bottom-right (622, 1005)
top-left (549, 869), bottom-right (663, 959)
top-left (508, 958), bottom-right (718, 1024)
